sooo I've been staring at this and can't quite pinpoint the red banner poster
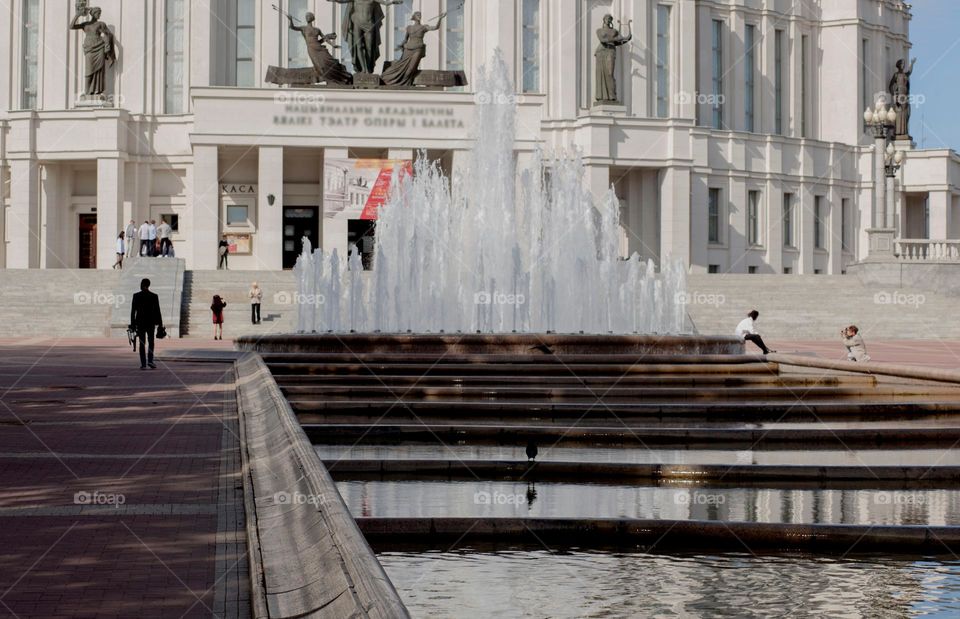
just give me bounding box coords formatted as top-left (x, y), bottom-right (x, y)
top-left (360, 162), bottom-right (413, 220)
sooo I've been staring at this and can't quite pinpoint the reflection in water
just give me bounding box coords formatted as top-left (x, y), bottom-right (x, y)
top-left (317, 444), bottom-right (960, 467)
top-left (337, 480), bottom-right (960, 526)
top-left (378, 551), bottom-right (960, 618)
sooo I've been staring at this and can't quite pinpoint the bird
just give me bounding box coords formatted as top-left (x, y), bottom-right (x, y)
top-left (526, 440), bottom-right (538, 462)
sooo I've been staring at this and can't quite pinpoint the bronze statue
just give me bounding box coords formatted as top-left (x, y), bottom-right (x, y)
top-left (595, 15), bottom-right (632, 104)
top-left (288, 12), bottom-right (353, 85)
top-left (326, 0), bottom-right (404, 75)
top-left (70, 6), bottom-right (116, 96)
top-left (382, 11), bottom-right (446, 87)
top-left (889, 57), bottom-right (917, 139)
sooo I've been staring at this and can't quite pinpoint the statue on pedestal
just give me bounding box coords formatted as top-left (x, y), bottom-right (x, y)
top-left (889, 58), bottom-right (917, 139)
top-left (70, 4), bottom-right (116, 97)
top-left (382, 11), bottom-right (447, 87)
top-left (595, 15), bottom-right (632, 104)
top-left (326, 0), bottom-right (404, 75)
top-left (287, 12), bottom-right (353, 85)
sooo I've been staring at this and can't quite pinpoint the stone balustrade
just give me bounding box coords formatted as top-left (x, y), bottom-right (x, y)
top-left (895, 238), bottom-right (960, 262)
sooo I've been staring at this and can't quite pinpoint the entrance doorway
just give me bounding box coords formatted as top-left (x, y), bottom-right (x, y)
top-left (348, 219), bottom-right (376, 270)
top-left (79, 214), bottom-right (97, 269)
top-left (283, 207), bottom-right (320, 270)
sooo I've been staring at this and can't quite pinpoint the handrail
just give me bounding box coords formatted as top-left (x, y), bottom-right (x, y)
top-left (895, 238), bottom-right (960, 262)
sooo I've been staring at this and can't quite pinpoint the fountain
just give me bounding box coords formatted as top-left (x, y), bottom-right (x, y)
top-left (294, 50), bottom-right (688, 335)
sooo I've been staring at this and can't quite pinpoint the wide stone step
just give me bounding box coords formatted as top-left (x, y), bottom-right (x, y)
top-left (267, 361), bottom-right (780, 376)
top-left (280, 384), bottom-right (959, 401)
top-left (275, 373), bottom-right (879, 388)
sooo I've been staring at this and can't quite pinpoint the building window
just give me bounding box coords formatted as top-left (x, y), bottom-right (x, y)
top-left (814, 196), bottom-right (825, 249)
top-left (164, 0), bottom-right (185, 113)
top-left (775, 29), bottom-right (784, 135)
top-left (288, 0), bottom-right (309, 67)
top-left (748, 190), bottom-right (760, 246)
top-left (801, 35), bottom-right (809, 138)
top-left (842, 198), bottom-right (851, 251)
top-left (236, 0), bottom-right (256, 87)
top-left (392, 0), bottom-right (414, 61)
top-left (748, 266), bottom-right (758, 274)
top-left (708, 188), bottom-right (722, 244)
top-left (784, 267), bottom-right (792, 274)
top-left (445, 1), bottom-right (465, 74)
top-left (340, 4), bottom-right (352, 69)
top-left (708, 265), bottom-right (720, 274)
top-left (656, 4), bottom-right (671, 118)
top-left (861, 39), bottom-right (870, 123)
top-left (783, 193), bottom-right (794, 247)
top-left (744, 25), bottom-right (756, 132)
top-left (711, 20), bottom-right (724, 129)
top-left (227, 205), bottom-right (250, 226)
top-left (521, 0), bottom-right (540, 93)
top-left (21, 0), bottom-right (40, 109)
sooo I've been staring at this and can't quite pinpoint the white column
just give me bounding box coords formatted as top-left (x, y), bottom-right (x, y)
top-left (585, 165), bottom-right (610, 209)
top-left (323, 147), bottom-right (349, 255)
top-left (662, 167), bottom-right (692, 269)
top-left (190, 0), bottom-right (213, 94)
top-left (96, 158), bottom-right (125, 270)
top-left (728, 179), bottom-right (747, 272)
top-left (798, 188), bottom-right (814, 274)
top-left (7, 159), bottom-right (40, 268)
top-left (827, 191), bottom-right (843, 275)
top-left (192, 145), bottom-right (220, 270)
top-left (39, 163), bottom-right (65, 269)
top-left (766, 182), bottom-right (783, 274)
top-left (258, 146), bottom-right (284, 270)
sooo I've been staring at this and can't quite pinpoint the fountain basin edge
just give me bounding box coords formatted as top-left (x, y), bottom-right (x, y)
top-left (235, 333), bottom-right (744, 356)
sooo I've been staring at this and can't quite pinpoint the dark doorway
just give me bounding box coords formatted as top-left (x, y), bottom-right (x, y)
top-left (79, 214), bottom-right (97, 269)
top-left (283, 207), bottom-right (320, 270)
top-left (348, 219), bottom-right (376, 270)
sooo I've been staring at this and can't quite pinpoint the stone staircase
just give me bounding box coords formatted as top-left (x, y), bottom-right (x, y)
top-left (181, 270), bottom-right (298, 339)
top-left (0, 269), bottom-right (121, 338)
top-left (109, 257), bottom-right (185, 338)
top-left (686, 274), bottom-right (959, 340)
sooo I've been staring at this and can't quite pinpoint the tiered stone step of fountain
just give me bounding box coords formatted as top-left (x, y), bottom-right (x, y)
top-left (248, 335), bottom-right (960, 551)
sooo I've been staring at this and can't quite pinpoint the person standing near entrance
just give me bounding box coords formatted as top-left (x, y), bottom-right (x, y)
top-left (211, 295), bottom-right (227, 340)
top-left (130, 278), bottom-right (164, 370)
top-left (735, 310), bottom-right (775, 355)
top-left (125, 220), bottom-right (137, 257)
top-left (113, 231), bottom-right (125, 270)
top-left (249, 282), bottom-right (263, 325)
top-left (218, 236), bottom-right (230, 270)
top-left (138, 220), bottom-right (151, 257)
top-left (360, 231), bottom-right (375, 270)
top-left (148, 220), bottom-right (158, 257)
top-left (157, 218), bottom-right (173, 257)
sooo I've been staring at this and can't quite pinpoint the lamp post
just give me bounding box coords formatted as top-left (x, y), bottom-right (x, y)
top-left (863, 100), bottom-right (905, 259)
top-left (884, 142), bottom-right (906, 231)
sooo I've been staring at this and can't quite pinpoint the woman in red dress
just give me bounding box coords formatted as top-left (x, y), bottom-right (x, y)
top-left (211, 295), bottom-right (226, 340)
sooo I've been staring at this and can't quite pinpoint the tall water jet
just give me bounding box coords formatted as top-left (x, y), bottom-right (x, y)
top-left (296, 51), bottom-right (688, 335)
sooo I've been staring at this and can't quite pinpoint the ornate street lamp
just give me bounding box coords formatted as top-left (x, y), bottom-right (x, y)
top-left (862, 99), bottom-right (903, 257)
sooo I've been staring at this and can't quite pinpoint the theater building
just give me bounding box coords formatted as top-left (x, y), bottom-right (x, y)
top-left (1, 0), bottom-right (958, 272)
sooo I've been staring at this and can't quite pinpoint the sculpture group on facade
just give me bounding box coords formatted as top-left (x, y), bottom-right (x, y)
top-left (70, 2), bottom-right (116, 97)
top-left (268, 1), bottom-right (463, 89)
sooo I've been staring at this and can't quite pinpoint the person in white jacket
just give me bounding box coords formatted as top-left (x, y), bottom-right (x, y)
top-left (113, 231), bottom-right (125, 270)
top-left (249, 282), bottom-right (263, 325)
top-left (735, 310), bottom-right (774, 355)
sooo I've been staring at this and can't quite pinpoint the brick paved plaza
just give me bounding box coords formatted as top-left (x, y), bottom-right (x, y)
top-left (0, 339), bottom-right (245, 619)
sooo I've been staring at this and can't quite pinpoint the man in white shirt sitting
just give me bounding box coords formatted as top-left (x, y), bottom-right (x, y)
top-left (735, 310), bottom-right (774, 355)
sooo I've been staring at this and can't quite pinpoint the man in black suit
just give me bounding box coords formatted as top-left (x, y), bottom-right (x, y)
top-left (130, 278), bottom-right (164, 369)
